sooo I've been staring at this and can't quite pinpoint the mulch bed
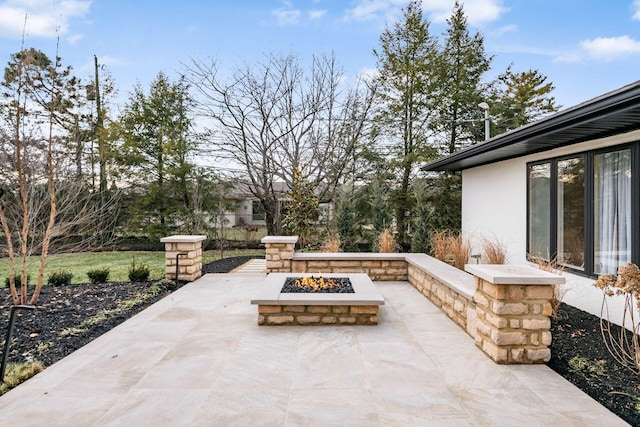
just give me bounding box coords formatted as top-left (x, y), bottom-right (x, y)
top-left (0, 258), bottom-right (637, 424)
top-left (549, 303), bottom-right (640, 425)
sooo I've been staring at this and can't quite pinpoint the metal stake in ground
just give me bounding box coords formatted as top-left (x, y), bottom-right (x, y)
top-left (1, 305), bottom-right (36, 383)
top-left (175, 253), bottom-right (187, 286)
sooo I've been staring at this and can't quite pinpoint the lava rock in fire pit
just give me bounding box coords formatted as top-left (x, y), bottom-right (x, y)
top-left (281, 276), bottom-right (354, 293)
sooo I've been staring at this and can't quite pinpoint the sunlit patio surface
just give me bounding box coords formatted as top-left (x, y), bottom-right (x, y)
top-left (0, 272), bottom-right (627, 426)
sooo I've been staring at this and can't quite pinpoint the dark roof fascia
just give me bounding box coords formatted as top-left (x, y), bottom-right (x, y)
top-left (423, 80), bottom-right (640, 171)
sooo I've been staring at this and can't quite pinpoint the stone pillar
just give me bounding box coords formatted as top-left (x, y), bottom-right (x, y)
top-left (465, 264), bottom-right (565, 364)
top-left (160, 235), bottom-right (207, 282)
top-left (261, 236), bottom-right (298, 273)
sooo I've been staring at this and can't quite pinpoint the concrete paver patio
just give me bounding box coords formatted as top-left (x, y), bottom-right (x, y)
top-left (0, 273), bottom-right (628, 426)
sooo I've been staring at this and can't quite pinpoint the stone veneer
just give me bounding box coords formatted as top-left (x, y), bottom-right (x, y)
top-left (466, 264), bottom-right (563, 364)
top-left (262, 236), bottom-right (298, 272)
top-left (252, 273), bottom-right (384, 326)
top-left (262, 237), bottom-right (564, 365)
top-left (160, 235), bottom-right (206, 282)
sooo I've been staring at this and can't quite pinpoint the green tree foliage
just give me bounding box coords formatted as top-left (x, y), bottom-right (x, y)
top-left (436, 0), bottom-right (492, 154)
top-left (282, 166), bottom-right (320, 248)
top-left (373, 0), bottom-right (440, 247)
top-left (425, 173), bottom-right (462, 233)
top-left (370, 177), bottom-right (392, 234)
top-left (117, 72), bottom-right (198, 237)
top-left (489, 66), bottom-right (561, 135)
top-left (410, 184), bottom-right (432, 253)
top-left (335, 184), bottom-right (361, 252)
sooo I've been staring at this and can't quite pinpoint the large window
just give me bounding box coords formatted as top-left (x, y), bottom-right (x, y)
top-left (594, 150), bottom-right (632, 274)
top-left (527, 144), bottom-right (638, 276)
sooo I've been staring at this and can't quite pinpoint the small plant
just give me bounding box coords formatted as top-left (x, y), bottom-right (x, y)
top-left (594, 263), bottom-right (640, 374)
top-left (481, 237), bottom-right (507, 264)
top-left (321, 233), bottom-right (341, 253)
top-left (4, 274), bottom-right (30, 288)
top-left (87, 267), bottom-right (110, 284)
top-left (128, 258), bottom-right (150, 282)
top-left (376, 229), bottom-right (396, 253)
top-left (47, 270), bottom-right (73, 287)
top-left (568, 355), bottom-right (605, 377)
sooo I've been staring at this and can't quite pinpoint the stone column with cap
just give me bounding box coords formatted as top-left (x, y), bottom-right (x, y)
top-left (262, 236), bottom-right (298, 273)
top-left (160, 235), bottom-right (207, 282)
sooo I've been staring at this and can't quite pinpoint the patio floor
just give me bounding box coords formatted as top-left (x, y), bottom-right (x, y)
top-left (0, 273), bottom-right (628, 426)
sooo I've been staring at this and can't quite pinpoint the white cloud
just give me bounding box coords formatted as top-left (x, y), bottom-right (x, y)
top-left (491, 23), bottom-right (517, 37)
top-left (633, 0), bottom-right (640, 21)
top-left (555, 35), bottom-right (640, 63)
top-left (425, 0), bottom-right (507, 25)
top-left (67, 33), bottom-right (82, 45)
top-left (0, 0), bottom-right (91, 39)
top-left (342, 0), bottom-right (406, 24)
top-left (580, 35), bottom-right (640, 61)
top-left (272, 7), bottom-right (301, 26)
top-left (309, 9), bottom-right (327, 20)
top-left (343, 0), bottom-right (506, 27)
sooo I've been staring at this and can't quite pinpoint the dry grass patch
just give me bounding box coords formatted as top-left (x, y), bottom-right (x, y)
top-left (431, 230), bottom-right (471, 270)
top-left (376, 229), bottom-right (396, 253)
top-left (0, 361), bottom-right (43, 395)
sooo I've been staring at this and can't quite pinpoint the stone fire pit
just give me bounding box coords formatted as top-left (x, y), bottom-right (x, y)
top-left (251, 273), bottom-right (384, 326)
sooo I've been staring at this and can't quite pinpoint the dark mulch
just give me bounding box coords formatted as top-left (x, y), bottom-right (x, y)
top-left (549, 302), bottom-right (640, 425)
top-left (0, 258), bottom-right (638, 425)
top-left (0, 256), bottom-right (253, 368)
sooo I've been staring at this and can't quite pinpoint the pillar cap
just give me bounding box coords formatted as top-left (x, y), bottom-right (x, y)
top-left (465, 264), bottom-right (565, 285)
top-left (261, 236), bottom-right (299, 244)
top-left (160, 235), bottom-right (207, 243)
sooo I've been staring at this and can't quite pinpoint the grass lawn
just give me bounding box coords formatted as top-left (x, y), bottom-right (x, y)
top-left (0, 249), bottom-right (265, 285)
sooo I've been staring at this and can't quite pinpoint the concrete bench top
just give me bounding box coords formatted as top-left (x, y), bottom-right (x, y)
top-left (291, 252), bottom-right (477, 300)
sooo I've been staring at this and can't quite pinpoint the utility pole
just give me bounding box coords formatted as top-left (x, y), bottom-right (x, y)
top-left (94, 55), bottom-right (107, 193)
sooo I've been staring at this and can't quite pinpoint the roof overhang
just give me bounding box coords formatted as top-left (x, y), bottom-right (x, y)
top-left (423, 80), bottom-right (640, 172)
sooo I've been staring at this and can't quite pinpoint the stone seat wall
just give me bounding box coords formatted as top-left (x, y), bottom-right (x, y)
top-left (262, 236), bottom-right (564, 365)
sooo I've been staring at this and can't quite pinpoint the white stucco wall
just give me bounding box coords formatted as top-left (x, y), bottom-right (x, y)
top-left (461, 129), bottom-right (640, 327)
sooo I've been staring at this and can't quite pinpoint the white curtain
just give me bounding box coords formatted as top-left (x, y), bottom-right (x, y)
top-left (594, 150), bottom-right (631, 274)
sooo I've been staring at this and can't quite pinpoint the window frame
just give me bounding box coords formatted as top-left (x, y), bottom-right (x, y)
top-left (526, 141), bottom-right (639, 277)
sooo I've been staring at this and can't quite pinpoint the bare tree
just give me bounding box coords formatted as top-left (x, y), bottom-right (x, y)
top-left (0, 48), bottom-right (118, 305)
top-left (184, 53), bottom-right (376, 234)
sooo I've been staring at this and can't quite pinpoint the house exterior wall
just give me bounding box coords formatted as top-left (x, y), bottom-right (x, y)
top-left (461, 129), bottom-right (640, 327)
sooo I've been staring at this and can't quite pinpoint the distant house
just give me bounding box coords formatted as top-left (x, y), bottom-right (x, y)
top-left (224, 182), bottom-right (289, 228)
top-left (224, 181), bottom-right (334, 228)
top-left (423, 81), bottom-right (640, 326)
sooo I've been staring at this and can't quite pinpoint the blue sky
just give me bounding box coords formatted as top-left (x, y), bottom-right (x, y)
top-left (0, 0), bottom-right (639, 110)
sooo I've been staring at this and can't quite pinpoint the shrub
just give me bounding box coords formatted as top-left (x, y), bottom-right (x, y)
top-left (87, 268), bottom-right (110, 284)
top-left (47, 270), bottom-right (73, 287)
top-left (4, 274), bottom-right (30, 288)
top-left (128, 258), bottom-right (150, 282)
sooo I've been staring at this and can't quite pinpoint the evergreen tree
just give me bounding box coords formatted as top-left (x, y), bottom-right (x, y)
top-left (117, 72), bottom-right (196, 237)
top-left (489, 66), bottom-right (561, 135)
top-left (373, 0), bottom-right (439, 248)
top-left (370, 177), bottom-right (392, 233)
top-left (282, 166), bottom-right (320, 248)
top-left (411, 185), bottom-right (432, 253)
top-left (436, 0), bottom-right (491, 153)
top-left (335, 184), bottom-right (361, 252)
